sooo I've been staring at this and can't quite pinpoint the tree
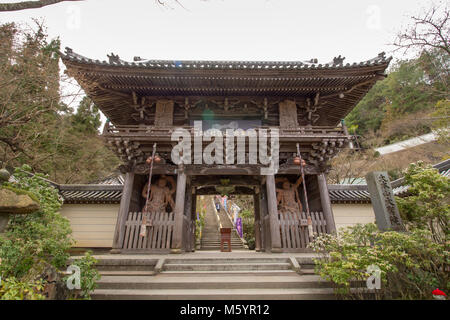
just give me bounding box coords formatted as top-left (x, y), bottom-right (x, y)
top-left (0, 0), bottom-right (82, 12)
top-left (0, 21), bottom-right (62, 164)
top-left (0, 0), bottom-right (185, 12)
top-left (394, 1), bottom-right (449, 56)
top-left (0, 21), bottom-right (119, 183)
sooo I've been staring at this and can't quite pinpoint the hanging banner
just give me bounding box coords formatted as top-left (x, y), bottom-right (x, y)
top-left (223, 196), bottom-right (228, 211)
top-left (231, 203), bottom-right (240, 224)
top-left (236, 218), bottom-right (243, 238)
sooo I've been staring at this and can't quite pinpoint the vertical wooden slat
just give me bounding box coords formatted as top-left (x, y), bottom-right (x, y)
top-left (123, 212), bottom-right (132, 249)
top-left (146, 212), bottom-right (154, 249)
top-left (152, 211), bottom-right (161, 248)
top-left (138, 212), bottom-right (145, 249)
top-left (285, 213), bottom-right (290, 249)
top-left (126, 212), bottom-right (135, 249)
top-left (132, 212), bottom-right (141, 249)
top-left (160, 213), bottom-right (168, 249)
top-left (166, 212), bottom-right (174, 249)
top-left (157, 212), bottom-right (165, 249)
top-left (293, 211), bottom-right (301, 249)
top-left (279, 213), bottom-right (286, 248)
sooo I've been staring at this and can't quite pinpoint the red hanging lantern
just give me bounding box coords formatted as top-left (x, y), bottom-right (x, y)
top-left (154, 155), bottom-right (161, 163)
top-left (146, 157), bottom-right (153, 164)
top-left (293, 156), bottom-right (301, 165)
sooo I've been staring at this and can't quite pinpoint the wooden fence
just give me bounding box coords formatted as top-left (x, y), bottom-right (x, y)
top-left (278, 211), bottom-right (327, 250)
top-left (122, 211), bottom-right (174, 252)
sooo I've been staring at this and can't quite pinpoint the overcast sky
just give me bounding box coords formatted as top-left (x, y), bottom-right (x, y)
top-left (0, 0), bottom-right (436, 63)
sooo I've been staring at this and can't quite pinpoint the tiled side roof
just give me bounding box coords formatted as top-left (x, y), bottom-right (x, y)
top-left (328, 185), bottom-right (371, 203)
top-left (57, 159), bottom-right (449, 204)
top-left (59, 185), bottom-right (123, 204)
top-left (58, 183), bottom-right (372, 204)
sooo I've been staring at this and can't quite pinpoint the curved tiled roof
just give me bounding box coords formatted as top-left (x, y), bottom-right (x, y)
top-left (61, 48), bottom-right (391, 127)
top-left (61, 48), bottom-right (391, 71)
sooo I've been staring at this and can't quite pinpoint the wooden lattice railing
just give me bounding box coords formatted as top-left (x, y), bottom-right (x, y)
top-left (104, 124), bottom-right (347, 138)
top-left (122, 211), bottom-right (174, 252)
top-left (278, 211), bottom-right (327, 250)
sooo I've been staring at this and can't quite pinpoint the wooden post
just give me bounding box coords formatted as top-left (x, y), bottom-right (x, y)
top-left (266, 174), bottom-right (282, 252)
top-left (253, 192), bottom-right (262, 252)
top-left (317, 173), bottom-right (337, 234)
top-left (191, 187), bottom-right (197, 252)
top-left (111, 172), bottom-right (135, 253)
top-left (171, 166), bottom-right (187, 253)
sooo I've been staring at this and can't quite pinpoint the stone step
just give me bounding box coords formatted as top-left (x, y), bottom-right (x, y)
top-left (99, 270), bottom-right (156, 276)
top-left (165, 258), bottom-right (289, 264)
top-left (96, 275), bottom-right (331, 290)
top-left (159, 270), bottom-right (298, 276)
top-left (92, 288), bottom-right (336, 300)
top-left (163, 262), bottom-right (291, 271)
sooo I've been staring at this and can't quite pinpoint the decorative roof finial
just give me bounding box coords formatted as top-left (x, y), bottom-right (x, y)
top-left (333, 55), bottom-right (345, 66)
top-left (107, 52), bottom-right (120, 64)
top-left (64, 47), bottom-right (73, 55)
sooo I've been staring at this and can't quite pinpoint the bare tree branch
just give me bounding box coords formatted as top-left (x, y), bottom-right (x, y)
top-left (0, 0), bottom-right (83, 12)
top-left (394, 2), bottom-right (449, 56)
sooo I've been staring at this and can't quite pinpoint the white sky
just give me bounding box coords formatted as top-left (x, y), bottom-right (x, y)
top-left (0, 0), bottom-right (437, 114)
top-left (0, 0), bottom-right (435, 63)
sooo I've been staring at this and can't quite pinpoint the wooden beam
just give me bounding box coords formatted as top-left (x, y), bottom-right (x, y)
top-left (265, 174), bottom-right (282, 252)
top-left (317, 173), bottom-right (337, 234)
top-left (111, 172), bottom-right (134, 253)
top-left (171, 166), bottom-right (187, 253)
top-left (254, 193), bottom-right (262, 252)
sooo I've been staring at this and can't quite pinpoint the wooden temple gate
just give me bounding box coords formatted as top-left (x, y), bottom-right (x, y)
top-left (61, 48), bottom-right (390, 253)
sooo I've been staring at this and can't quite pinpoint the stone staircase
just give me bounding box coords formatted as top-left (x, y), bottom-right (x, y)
top-left (200, 198), bottom-right (245, 251)
top-left (89, 256), bottom-right (339, 300)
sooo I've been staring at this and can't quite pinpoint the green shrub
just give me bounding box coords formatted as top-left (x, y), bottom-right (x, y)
top-left (0, 165), bottom-right (74, 279)
top-left (0, 277), bottom-right (45, 300)
top-left (65, 252), bottom-right (100, 300)
top-left (310, 224), bottom-right (448, 299)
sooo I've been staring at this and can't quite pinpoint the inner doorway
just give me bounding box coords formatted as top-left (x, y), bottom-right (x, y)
top-left (195, 194), bottom-right (254, 251)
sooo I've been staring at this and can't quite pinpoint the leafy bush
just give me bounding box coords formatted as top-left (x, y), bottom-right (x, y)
top-left (0, 165), bottom-right (73, 279)
top-left (0, 277), bottom-right (45, 300)
top-left (65, 252), bottom-right (100, 300)
top-left (241, 209), bottom-right (255, 249)
top-left (396, 161), bottom-right (449, 244)
top-left (195, 213), bottom-right (205, 242)
top-left (310, 224), bottom-right (448, 299)
top-left (0, 165), bottom-right (99, 300)
top-left (310, 162), bottom-right (449, 299)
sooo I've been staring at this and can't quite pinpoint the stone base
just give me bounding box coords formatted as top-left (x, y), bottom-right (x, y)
top-left (271, 248), bottom-right (283, 253)
top-left (109, 248), bottom-right (122, 254)
top-left (170, 248), bottom-right (182, 254)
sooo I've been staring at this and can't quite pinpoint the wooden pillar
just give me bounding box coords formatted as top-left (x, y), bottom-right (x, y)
top-left (171, 166), bottom-right (187, 253)
top-left (317, 173), bottom-right (337, 234)
top-left (253, 192), bottom-right (262, 252)
top-left (266, 174), bottom-right (282, 252)
top-left (191, 187), bottom-right (197, 252)
top-left (111, 172), bottom-right (135, 253)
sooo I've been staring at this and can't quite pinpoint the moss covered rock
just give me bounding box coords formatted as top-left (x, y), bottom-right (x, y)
top-left (0, 188), bottom-right (40, 214)
top-left (0, 168), bottom-right (10, 182)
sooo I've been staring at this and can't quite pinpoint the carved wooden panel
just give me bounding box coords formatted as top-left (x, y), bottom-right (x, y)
top-left (278, 100), bottom-right (298, 128)
top-left (154, 99), bottom-right (174, 127)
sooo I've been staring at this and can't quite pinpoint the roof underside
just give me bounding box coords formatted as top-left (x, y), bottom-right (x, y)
top-left (61, 48), bottom-right (391, 126)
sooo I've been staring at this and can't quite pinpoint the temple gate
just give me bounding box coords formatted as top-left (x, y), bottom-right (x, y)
top-left (62, 49), bottom-right (390, 253)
